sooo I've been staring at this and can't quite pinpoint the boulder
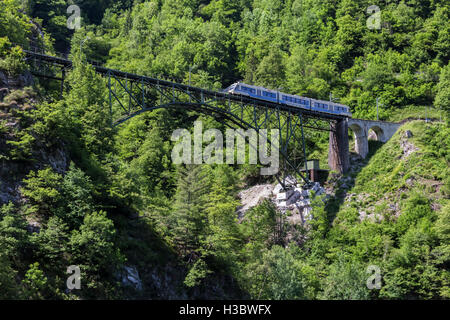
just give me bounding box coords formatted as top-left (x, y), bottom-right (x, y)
top-left (121, 266), bottom-right (143, 291)
top-left (277, 201), bottom-right (287, 208)
top-left (276, 189), bottom-right (294, 201)
top-left (26, 221), bottom-right (41, 234)
top-left (286, 191), bottom-right (301, 205)
top-left (283, 175), bottom-right (297, 187)
top-left (272, 183), bottom-right (283, 195)
top-left (404, 130), bottom-right (413, 139)
top-left (0, 88), bottom-right (9, 101)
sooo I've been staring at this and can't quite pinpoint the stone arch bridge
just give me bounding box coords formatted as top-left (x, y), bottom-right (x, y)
top-left (328, 119), bottom-right (402, 174)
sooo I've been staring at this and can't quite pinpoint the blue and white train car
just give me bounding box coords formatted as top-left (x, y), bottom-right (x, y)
top-left (224, 82), bottom-right (352, 118)
top-left (224, 82), bottom-right (280, 103)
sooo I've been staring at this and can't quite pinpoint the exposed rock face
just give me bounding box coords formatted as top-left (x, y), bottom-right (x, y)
top-left (26, 221), bottom-right (41, 234)
top-left (0, 85), bottom-right (69, 206)
top-left (0, 71), bottom-right (8, 88)
top-left (0, 70), bottom-right (34, 90)
top-left (273, 177), bottom-right (325, 224)
top-left (237, 176), bottom-right (327, 226)
top-left (121, 266), bottom-right (143, 291)
top-left (237, 184), bottom-right (273, 218)
top-left (400, 130), bottom-right (419, 159)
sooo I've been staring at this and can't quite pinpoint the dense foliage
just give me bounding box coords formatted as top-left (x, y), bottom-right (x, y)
top-left (0, 0), bottom-right (448, 299)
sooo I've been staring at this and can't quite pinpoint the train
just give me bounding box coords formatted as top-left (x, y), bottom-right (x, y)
top-left (223, 82), bottom-right (352, 117)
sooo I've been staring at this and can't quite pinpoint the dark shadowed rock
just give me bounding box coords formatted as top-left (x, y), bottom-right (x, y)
top-left (404, 130), bottom-right (413, 139)
top-left (0, 71), bottom-right (7, 88)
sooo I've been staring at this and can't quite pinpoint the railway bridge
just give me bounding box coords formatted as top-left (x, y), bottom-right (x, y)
top-left (21, 47), bottom-right (401, 184)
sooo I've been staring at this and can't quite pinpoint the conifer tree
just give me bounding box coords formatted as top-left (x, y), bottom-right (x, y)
top-left (171, 165), bottom-right (210, 261)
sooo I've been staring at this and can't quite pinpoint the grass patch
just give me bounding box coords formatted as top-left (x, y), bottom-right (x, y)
top-left (387, 105), bottom-right (444, 123)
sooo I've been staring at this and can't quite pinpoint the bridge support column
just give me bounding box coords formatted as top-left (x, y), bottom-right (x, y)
top-left (328, 119), bottom-right (350, 174)
top-left (354, 127), bottom-right (369, 159)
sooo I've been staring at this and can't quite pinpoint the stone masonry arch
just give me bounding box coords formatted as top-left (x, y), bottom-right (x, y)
top-left (328, 118), bottom-right (401, 173)
top-left (346, 119), bottom-right (401, 159)
top-left (368, 125), bottom-right (386, 142)
top-left (349, 123), bottom-right (368, 159)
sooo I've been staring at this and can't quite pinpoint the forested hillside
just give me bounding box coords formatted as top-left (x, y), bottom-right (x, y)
top-left (0, 0), bottom-right (449, 300)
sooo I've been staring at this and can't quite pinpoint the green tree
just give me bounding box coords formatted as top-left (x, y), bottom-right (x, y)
top-left (21, 262), bottom-right (49, 300)
top-left (21, 168), bottom-right (63, 216)
top-left (57, 163), bottom-right (95, 228)
top-left (321, 254), bottom-right (371, 300)
top-left (434, 63), bottom-right (450, 124)
top-left (170, 165), bottom-right (210, 260)
top-left (64, 51), bottom-right (114, 162)
top-left (0, 254), bottom-right (19, 299)
top-left (256, 245), bottom-right (307, 300)
top-left (70, 211), bottom-right (124, 298)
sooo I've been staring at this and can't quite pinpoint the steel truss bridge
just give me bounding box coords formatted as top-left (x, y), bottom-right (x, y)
top-left (23, 48), bottom-right (349, 188)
